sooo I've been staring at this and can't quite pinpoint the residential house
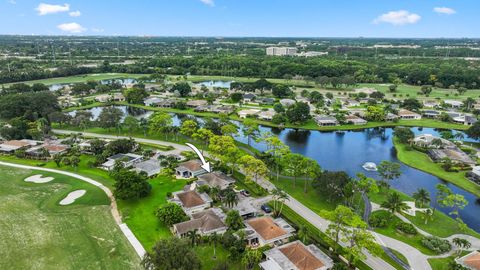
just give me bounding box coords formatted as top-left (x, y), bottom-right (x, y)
top-left (95, 93), bottom-right (125, 103)
top-left (175, 159), bottom-right (207, 178)
top-left (455, 250), bottom-right (480, 270)
top-left (150, 99), bottom-right (176, 108)
top-left (101, 153), bottom-right (143, 171)
top-left (464, 115), bottom-right (478, 126)
top-left (238, 109), bottom-right (261, 119)
top-left (344, 99), bottom-right (360, 107)
top-left (423, 100), bottom-right (440, 108)
top-left (466, 166), bottom-right (480, 185)
top-left (413, 134), bottom-right (453, 148)
top-left (144, 97), bottom-right (163, 106)
top-left (244, 217), bottom-right (295, 248)
top-left (186, 100), bottom-right (208, 108)
top-left (0, 139), bottom-right (38, 153)
top-left (444, 100), bottom-right (463, 108)
top-left (210, 105), bottom-right (236, 115)
top-left (345, 115), bottom-right (367, 125)
top-left (197, 171), bottom-right (235, 190)
top-left (397, 109), bottom-right (421, 120)
top-left (133, 159), bottom-right (162, 177)
top-left (314, 116), bottom-right (338, 127)
top-left (170, 190), bottom-right (212, 215)
top-left (258, 109), bottom-right (277, 121)
top-left (258, 97), bottom-right (276, 105)
top-left (280, 99), bottom-right (296, 107)
top-left (260, 241), bottom-right (334, 270)
top-left (243, 93), bottom-right (257, 103)
top-left (385, 113), bottom-right (399, 121)
top-left (422, 110), bottom-right (440, 119)
top-left (26, 143), bottom-right (69, 158)
top-left (172, 208), bottom-right (227, 237)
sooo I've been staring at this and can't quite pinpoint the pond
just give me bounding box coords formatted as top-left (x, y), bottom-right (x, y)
top-left (68, 106), bottom-right (152, 122)
top-left (194, 80), bottom-right (232, 88)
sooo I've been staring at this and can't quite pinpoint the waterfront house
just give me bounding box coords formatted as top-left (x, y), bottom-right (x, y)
top-left (186, 99), bottom-right (208, 108)
top-left (422, 110), bottom-right (440, 119)
top-left (257, 109), bottom-right (277, 121)
top-left (196, 171), bottom-right (235, 190)
top-left (95, 93), bottom-right (125, 103)
top-left (385, 112), bottom-right (399, 121)
top-left (314, 115), bottom-right (338, 126)
top-left (345, 115), bottom-right (367, 125)
top-left (238, 109), bottom-right (261, 119)
top-left (260, 240), bottom-right (334, 270)
top-left (172, 208), bottom-right (227, 237)
top-left (175, 159), bottom-right (207, 178)
top-left (169, 190), bottom-right (212, 215)
top-left (397, 109), bottom-right (421, 120)
top-left (244, 217), bottom-right (295, 248)
top-left (101, 153), bottom-right (143, 171)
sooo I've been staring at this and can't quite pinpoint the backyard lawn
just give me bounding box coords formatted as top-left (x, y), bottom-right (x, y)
top-left (0, 165), bottom-right (141, 270)
top-left (394, 139), bottom-right (480, 197)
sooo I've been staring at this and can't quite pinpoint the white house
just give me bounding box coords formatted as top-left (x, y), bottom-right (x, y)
top-left (101, 153), bottom-right (143, 171)
top-left (397, 109), bottom-right (421, 120)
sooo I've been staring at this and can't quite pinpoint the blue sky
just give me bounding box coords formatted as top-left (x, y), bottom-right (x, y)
top-left (1, 0), bottom-right (478, 37)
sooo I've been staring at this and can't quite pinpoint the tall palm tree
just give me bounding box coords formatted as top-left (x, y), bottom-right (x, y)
top-left (223, 190), bottom-right (238, 208)
top-left (422, 209), bottom-right (434, 225)
top-left (452, 238), bottom-right (471, 256)
top-left (381, 192), bottom-right (408, 214)
top-left (297, 225), bottom-right (308, 243)
top-left (187, 229), bottom-right (199, 247)
top-left (276, 189), bottom-right (290, 217)
top-left (412, 188), bottom-right (431, 208)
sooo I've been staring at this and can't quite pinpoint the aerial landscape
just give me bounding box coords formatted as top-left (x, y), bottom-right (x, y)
top-left (2, 1), bottom-right (480, 270)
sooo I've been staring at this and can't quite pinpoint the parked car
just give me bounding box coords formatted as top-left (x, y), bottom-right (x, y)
top-left (261, 204), bottom-right (272, 213)
top-left (240, 190), bottom-right (251, 197)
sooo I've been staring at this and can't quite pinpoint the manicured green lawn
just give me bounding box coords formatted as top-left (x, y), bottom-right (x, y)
top-left (0, 165), bottom-right (141, 270)
top-left (393, 138), bottom-right (480, 197)
top-left (371, 210), bottom-right (437, 255)
top-left (428, 250), bottom-right (470, 270)
top-left (194, 245), bottom-right (244, 270)
top-left (117, 175), bottom-right (186, 249)
top-left (2, 73), bottom-right (145, 87)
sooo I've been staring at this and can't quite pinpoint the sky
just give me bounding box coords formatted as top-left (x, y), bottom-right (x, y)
top-left (1, 0), bottom-right (479, 38)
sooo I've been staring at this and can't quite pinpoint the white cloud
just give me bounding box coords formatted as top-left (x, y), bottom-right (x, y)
top-left (69, 10), bottom-right (81, 17)
top-left (8, 0), bottom-right (16, 4)
top-left (92, 28), bottom-right (104, 33)
top-left (373, 10), bottom-right (421, 26)
top-left (36, 3), bottom-right (70, 15)
top-left (57, 22), bottom-right (86, 33)
top-left (434, 7), bottom-right (456, 15)
top-left (200, 0), bottom-right (214, 7)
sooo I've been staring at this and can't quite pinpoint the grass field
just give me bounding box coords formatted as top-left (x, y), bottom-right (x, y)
top-left (393, 138), bottom-right (480, 197)
top-left (2, 73), bottom-right (145, 87)
top-left (0, 165), bottom-right (141, 270)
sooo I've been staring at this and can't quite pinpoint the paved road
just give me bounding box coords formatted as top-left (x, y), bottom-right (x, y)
top-left (0, 161), bottom-right (146, 258)
top-left (54, 129), bottom-right (439, 270)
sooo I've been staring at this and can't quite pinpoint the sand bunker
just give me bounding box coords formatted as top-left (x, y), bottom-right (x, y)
top-left (24, 174), bottom-right (54, 184)
top-left (59, 190), bottom-right (86, 205)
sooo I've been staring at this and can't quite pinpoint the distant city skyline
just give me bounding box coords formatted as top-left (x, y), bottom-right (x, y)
top-left (1, 0), bottom-right (479, 38)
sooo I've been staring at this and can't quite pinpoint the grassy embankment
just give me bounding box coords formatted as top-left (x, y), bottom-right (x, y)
top-left (393, 138), bottom-right (480, 198)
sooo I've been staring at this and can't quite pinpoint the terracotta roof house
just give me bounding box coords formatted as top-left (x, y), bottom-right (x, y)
top-left (456, 250), bottom-right (480, 270)
top-left (26, 144), bottom-right (69, 157)
top-left (170, 190), bottom-right (212, 215)
top-left (397, 109), bottom-right (421, 120)
top-left (0, 139), bottom-right (38, 153)
top-left (196, 171), bottom-right (235, 190)
top-left (172, 208), bottom-right (227, 237)
top-left (260, 241), bottom-right (334, 270)
top-left (244, 217), bottom-right (295, 248)
top-left (345, 115), bottom-right (367, 125)
top-left (175, 159), bottom-right (207, 178)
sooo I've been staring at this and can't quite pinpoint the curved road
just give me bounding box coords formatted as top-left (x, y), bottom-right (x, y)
top-left (0, 161), bottom-right (146, 258)
top-left (54, 129), bottom-right (444, 270)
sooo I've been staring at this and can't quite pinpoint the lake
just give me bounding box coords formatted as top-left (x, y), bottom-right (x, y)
top-left (194, 80), bottom-right (232, 88)
top-left (68, 106), bottom-right (152, 121)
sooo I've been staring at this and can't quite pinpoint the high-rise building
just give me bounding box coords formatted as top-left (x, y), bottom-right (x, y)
top-left (266, 47), bottom-right (298, 56)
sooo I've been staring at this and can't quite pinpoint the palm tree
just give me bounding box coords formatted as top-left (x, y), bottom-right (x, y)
top-left (421, 209), bottom-right (434, 225)
top-left (276, 189), bottom-right (289, 217)
top-left (381, 192), bottom-right (408, 214)
top-left (223, 190), bottom-right (238, 208)
top-left (187, 229), bottom-right (199, 247)
top-left (139, 118), bottom-right (148, 137)
top-left (452, 238), bottom-right (471, 256)
top-left (412, 188), bottom-right (431, 208)
top-left (210, 187), bottom-right (220, 203)
top-left (297, 225), bottom-right (308, 243)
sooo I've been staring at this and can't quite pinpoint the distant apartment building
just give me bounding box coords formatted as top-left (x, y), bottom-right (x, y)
top-left (266, 47), bottom-right (298, 56)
